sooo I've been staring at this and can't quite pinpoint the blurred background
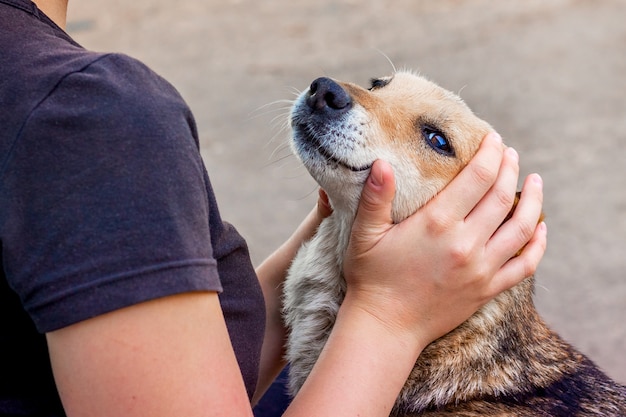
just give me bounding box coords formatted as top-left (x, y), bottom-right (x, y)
top-left (67, 0), bottom-right (625, 387)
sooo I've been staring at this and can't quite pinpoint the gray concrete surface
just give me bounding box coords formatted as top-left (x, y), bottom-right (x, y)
top-left (67, 0), bottom-right (625, 383)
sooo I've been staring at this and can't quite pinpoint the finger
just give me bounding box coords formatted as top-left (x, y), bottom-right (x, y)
top-left (430, 131), bottom-right (504, 221)
top-left (487, 221), bottom-right (547, 297)
top-left (465, 146), bottom-right (520, 240)
top-left (317, 188), bottom-right (333, 219)
top-left (351, 160), bottom-right (396, 245)
top-left (487, 173), bottom-right (544, 265)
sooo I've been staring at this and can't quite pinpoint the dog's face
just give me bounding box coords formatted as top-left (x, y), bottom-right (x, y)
top-left (290, 70), bottom-right (493, 222)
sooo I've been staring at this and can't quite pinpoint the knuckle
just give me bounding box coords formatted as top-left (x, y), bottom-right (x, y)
top-left (516, 218), bottom-right (536, 243)
top-left (471, 161), bottom-right (496, 187)
top-left (495, 188), bottom-right (515, 211)
top-left (526, 261), bottom-right (539, 278)
top-left (448, 242), bottom-right (473, 266)
top-left (521, 255), bottom-right (539, 278)
top-left (472, 270), bottom-right (490, 290)
top-left (520, 236), bottom-right (546, 278)
top-left (424, 210), bottom-right (455, 237)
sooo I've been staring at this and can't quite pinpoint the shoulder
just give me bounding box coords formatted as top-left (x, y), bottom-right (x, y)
top-left (21, 52), bottom-right (202, 177)
top-left (44, 53), bottom-right (196, 140)
top-left (69, 53), bottom-right (185, 104)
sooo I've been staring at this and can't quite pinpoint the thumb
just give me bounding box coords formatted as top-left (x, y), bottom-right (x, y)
top-left (353, 159), bottom-right (396, 237)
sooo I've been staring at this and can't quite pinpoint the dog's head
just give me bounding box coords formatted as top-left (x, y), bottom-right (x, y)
top-left (290, 70), bottom-right (493, 222)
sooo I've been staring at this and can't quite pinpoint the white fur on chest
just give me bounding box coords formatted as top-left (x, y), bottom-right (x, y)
top-left (283, 212), bottom-right (353, 395)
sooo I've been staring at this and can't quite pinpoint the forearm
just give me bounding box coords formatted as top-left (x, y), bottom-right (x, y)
top-left (284, 292), bottom-right (427, 417)
top-left (254, 249), bottom-right (289, 404)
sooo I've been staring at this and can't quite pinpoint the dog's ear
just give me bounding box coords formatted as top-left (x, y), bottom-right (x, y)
top-left (503, 192), bottom-right (546, 257)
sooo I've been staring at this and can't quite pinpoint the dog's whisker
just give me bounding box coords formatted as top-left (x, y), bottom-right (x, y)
top-left (249, 101), bottom-right (294, 121)
top-left (296, 184), bottom-right (321, 200)
top-left (287, 86), bottom-right (303, 97)
top-left (273, 161), bottom-right (311, 182)
top-left (373, 48), bottom-right (397, 74)
top-left (264, 133), bottom-right (288, 152)
top-left (269, 112), bottom-right (291, 129)
top-left (266, 142), bottom-right (294, 163)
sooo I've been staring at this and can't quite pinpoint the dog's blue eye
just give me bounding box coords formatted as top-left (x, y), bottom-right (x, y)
top-left (424, 128), bottom-right (454, 156)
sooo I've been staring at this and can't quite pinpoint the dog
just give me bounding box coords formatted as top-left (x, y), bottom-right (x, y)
top-left (282, 70), bottom-right (626, 416)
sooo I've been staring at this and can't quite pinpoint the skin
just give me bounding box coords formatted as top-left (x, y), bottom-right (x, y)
top-left (38, 2), bottom-right (546, 416)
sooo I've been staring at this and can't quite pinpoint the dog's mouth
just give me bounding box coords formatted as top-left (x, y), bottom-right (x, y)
top-left (294, 123), bottom-right (373, 173)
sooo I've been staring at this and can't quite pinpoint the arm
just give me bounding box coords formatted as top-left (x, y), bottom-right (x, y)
top-left (46, 190), bottom-right (331, 416)
top-left (47, 292), bottom-right (255, 417)
top-left (48, 132), bottom-right (545, 417)
top-left (254, 190), bottom-right (332, 403)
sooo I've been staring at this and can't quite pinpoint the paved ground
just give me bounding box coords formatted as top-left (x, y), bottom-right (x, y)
top-left (68, 0), bottom-right (625, 383)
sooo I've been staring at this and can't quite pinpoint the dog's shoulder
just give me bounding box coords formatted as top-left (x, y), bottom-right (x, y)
top-left (403, 355), bottom-right (626, 417)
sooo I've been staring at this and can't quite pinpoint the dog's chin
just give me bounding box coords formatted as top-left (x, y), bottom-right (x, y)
top-left (293, 127), bottom-right (373, 171)
top-left (297, 157), bottom-right (371, 215)
top-left (292, 121), bottom-right (379, 214)
top-left (307, 159), bottom-right (371, 206)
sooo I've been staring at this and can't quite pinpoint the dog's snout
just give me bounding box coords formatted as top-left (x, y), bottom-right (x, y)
top-left (306, 77), bottom-right (352, 112)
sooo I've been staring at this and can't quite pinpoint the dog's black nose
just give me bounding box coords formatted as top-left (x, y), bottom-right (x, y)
top-left (306, 77), bottom-right (352, 112)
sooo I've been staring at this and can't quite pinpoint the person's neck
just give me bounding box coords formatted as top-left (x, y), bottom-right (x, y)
top-left (32, 0), bottom-right (68, 30)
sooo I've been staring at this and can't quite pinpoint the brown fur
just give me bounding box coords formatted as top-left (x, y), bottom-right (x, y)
top-left (283, 71), bottom-right (626, 416)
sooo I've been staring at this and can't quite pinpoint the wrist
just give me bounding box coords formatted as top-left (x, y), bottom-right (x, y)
top-left (340, 289), bottom-right (431, 357)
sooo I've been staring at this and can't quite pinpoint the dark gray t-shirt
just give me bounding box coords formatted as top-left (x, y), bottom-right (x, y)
top-left (0, 1), bottom-right (265, 414)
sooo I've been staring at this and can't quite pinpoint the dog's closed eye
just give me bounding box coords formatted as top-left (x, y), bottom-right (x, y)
top-left (369, 77), bottom-right (391, 90)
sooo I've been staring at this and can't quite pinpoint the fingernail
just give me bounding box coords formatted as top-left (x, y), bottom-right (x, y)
top-left (506, 147), bottom-right (519, 162)
top-left (371, 169), bottom-right (384, 187)
top-left (369, 160), bottom-right (385, 187)
top-left (318, 189), bottom-right (330, 208)
top-left (490, 131), bottom-right (502, 144)
top-left (532, 173), bottom-right (543, 186)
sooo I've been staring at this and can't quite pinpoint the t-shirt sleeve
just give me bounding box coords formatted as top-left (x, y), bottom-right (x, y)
top-left (2, 53), bottom-right (222, 332)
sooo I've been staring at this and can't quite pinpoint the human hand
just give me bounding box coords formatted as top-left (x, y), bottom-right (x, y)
top-left (341, 132), bottom-right (547, 349)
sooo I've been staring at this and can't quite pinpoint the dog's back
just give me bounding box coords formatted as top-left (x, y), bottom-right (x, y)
top-left (411, 355), bottom-right (625, 416)
top-left (283, 71), bottom-right (626, 416)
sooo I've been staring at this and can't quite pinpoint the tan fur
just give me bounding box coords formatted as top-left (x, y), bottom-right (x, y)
top-left (283, 70), bottom-right (626, 416)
